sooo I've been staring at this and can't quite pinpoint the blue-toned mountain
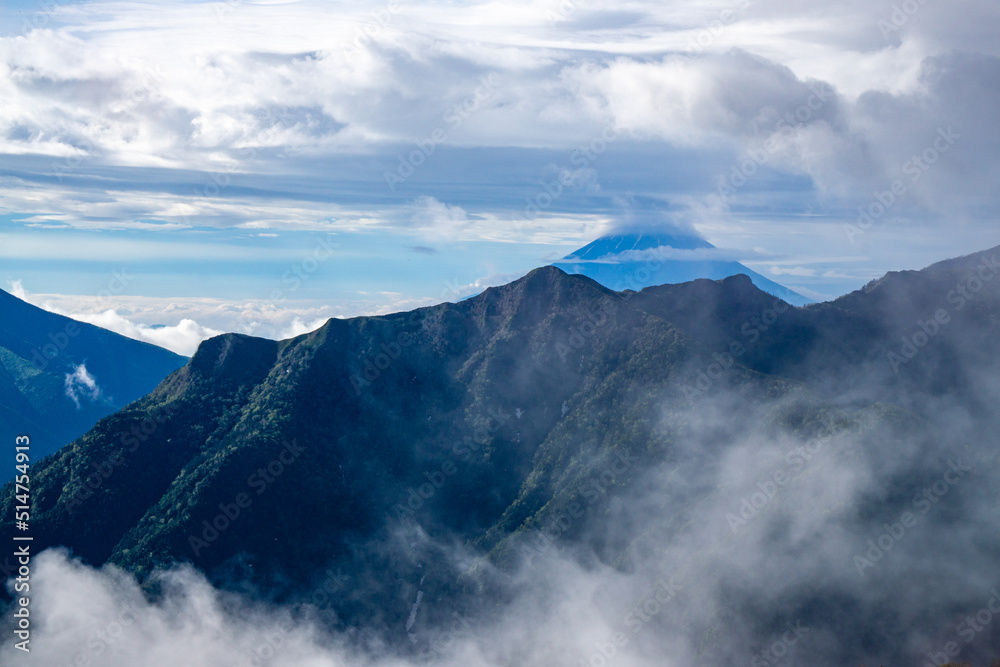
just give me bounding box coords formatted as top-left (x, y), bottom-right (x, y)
top-left (0, 288), bottom-right (187, 464)
top-left (553, 232), bottom-right (813, 306)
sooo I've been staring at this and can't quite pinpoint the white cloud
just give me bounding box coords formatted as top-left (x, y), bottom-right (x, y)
top-left (0, 550), bottom-right (356, 667)
top-left (276, 316), bottom-right (335, 340)
top-left (73, 311), bottom-right (223, 357)
top-left (7, 282), bottom-right (452, 355)
top-left (572, 246), bottom-right (761, 264)
top-left (1, 546), bottom-right (634, 667)
top-left (7, 278), bottom-right (27, 300)
top-left (1, 0), bottom-right (994, 204)
top-left (769, 266), bottom-right (817, 277)
top-left (411, 196), bottom-right (470, 241)
top-left (64, 364), bottom-right (101, 407)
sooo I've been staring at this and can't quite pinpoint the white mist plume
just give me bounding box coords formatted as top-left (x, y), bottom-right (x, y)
top-left (64, 364), bottom-right (101, 408)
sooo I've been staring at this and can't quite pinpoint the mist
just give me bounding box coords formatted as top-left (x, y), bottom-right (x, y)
top-left (5, 367), bottom-right (999, 667)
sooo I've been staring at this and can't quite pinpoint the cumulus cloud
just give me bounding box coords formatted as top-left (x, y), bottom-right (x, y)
top-left (568, 46), bottom-right (1000, 212)
top-left (72, 311), bottom-right (223, 357)
top-left (568, 50), bottom-right (840, 146)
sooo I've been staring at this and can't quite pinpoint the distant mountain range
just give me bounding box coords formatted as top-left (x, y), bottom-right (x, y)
top-left (0, 288), bottom-right (187, 464)
top-left (552, 232), bottom-right (813, 306)
top-left (3, 246), bottom-right (1000, 666)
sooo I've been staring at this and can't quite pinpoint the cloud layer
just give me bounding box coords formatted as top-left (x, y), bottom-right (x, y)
top-left (1, 0), bottom-right (998, 231)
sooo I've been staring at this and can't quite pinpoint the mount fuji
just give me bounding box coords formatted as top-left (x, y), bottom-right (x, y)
top-left (552, 232), bottom-right (813, 306)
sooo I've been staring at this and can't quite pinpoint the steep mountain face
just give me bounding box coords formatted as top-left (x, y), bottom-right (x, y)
top-left (0, 288), bottom-right (188, 463)
top-left (552, 232), bottom-right (813, 306)
top-left (3, 250), bottom-right (1000, 666)
top-left (0, 268), bottom-right (819, 603)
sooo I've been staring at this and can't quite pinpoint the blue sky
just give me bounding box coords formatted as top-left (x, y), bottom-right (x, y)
top-left (1, 0), bottom-right (999, 353)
